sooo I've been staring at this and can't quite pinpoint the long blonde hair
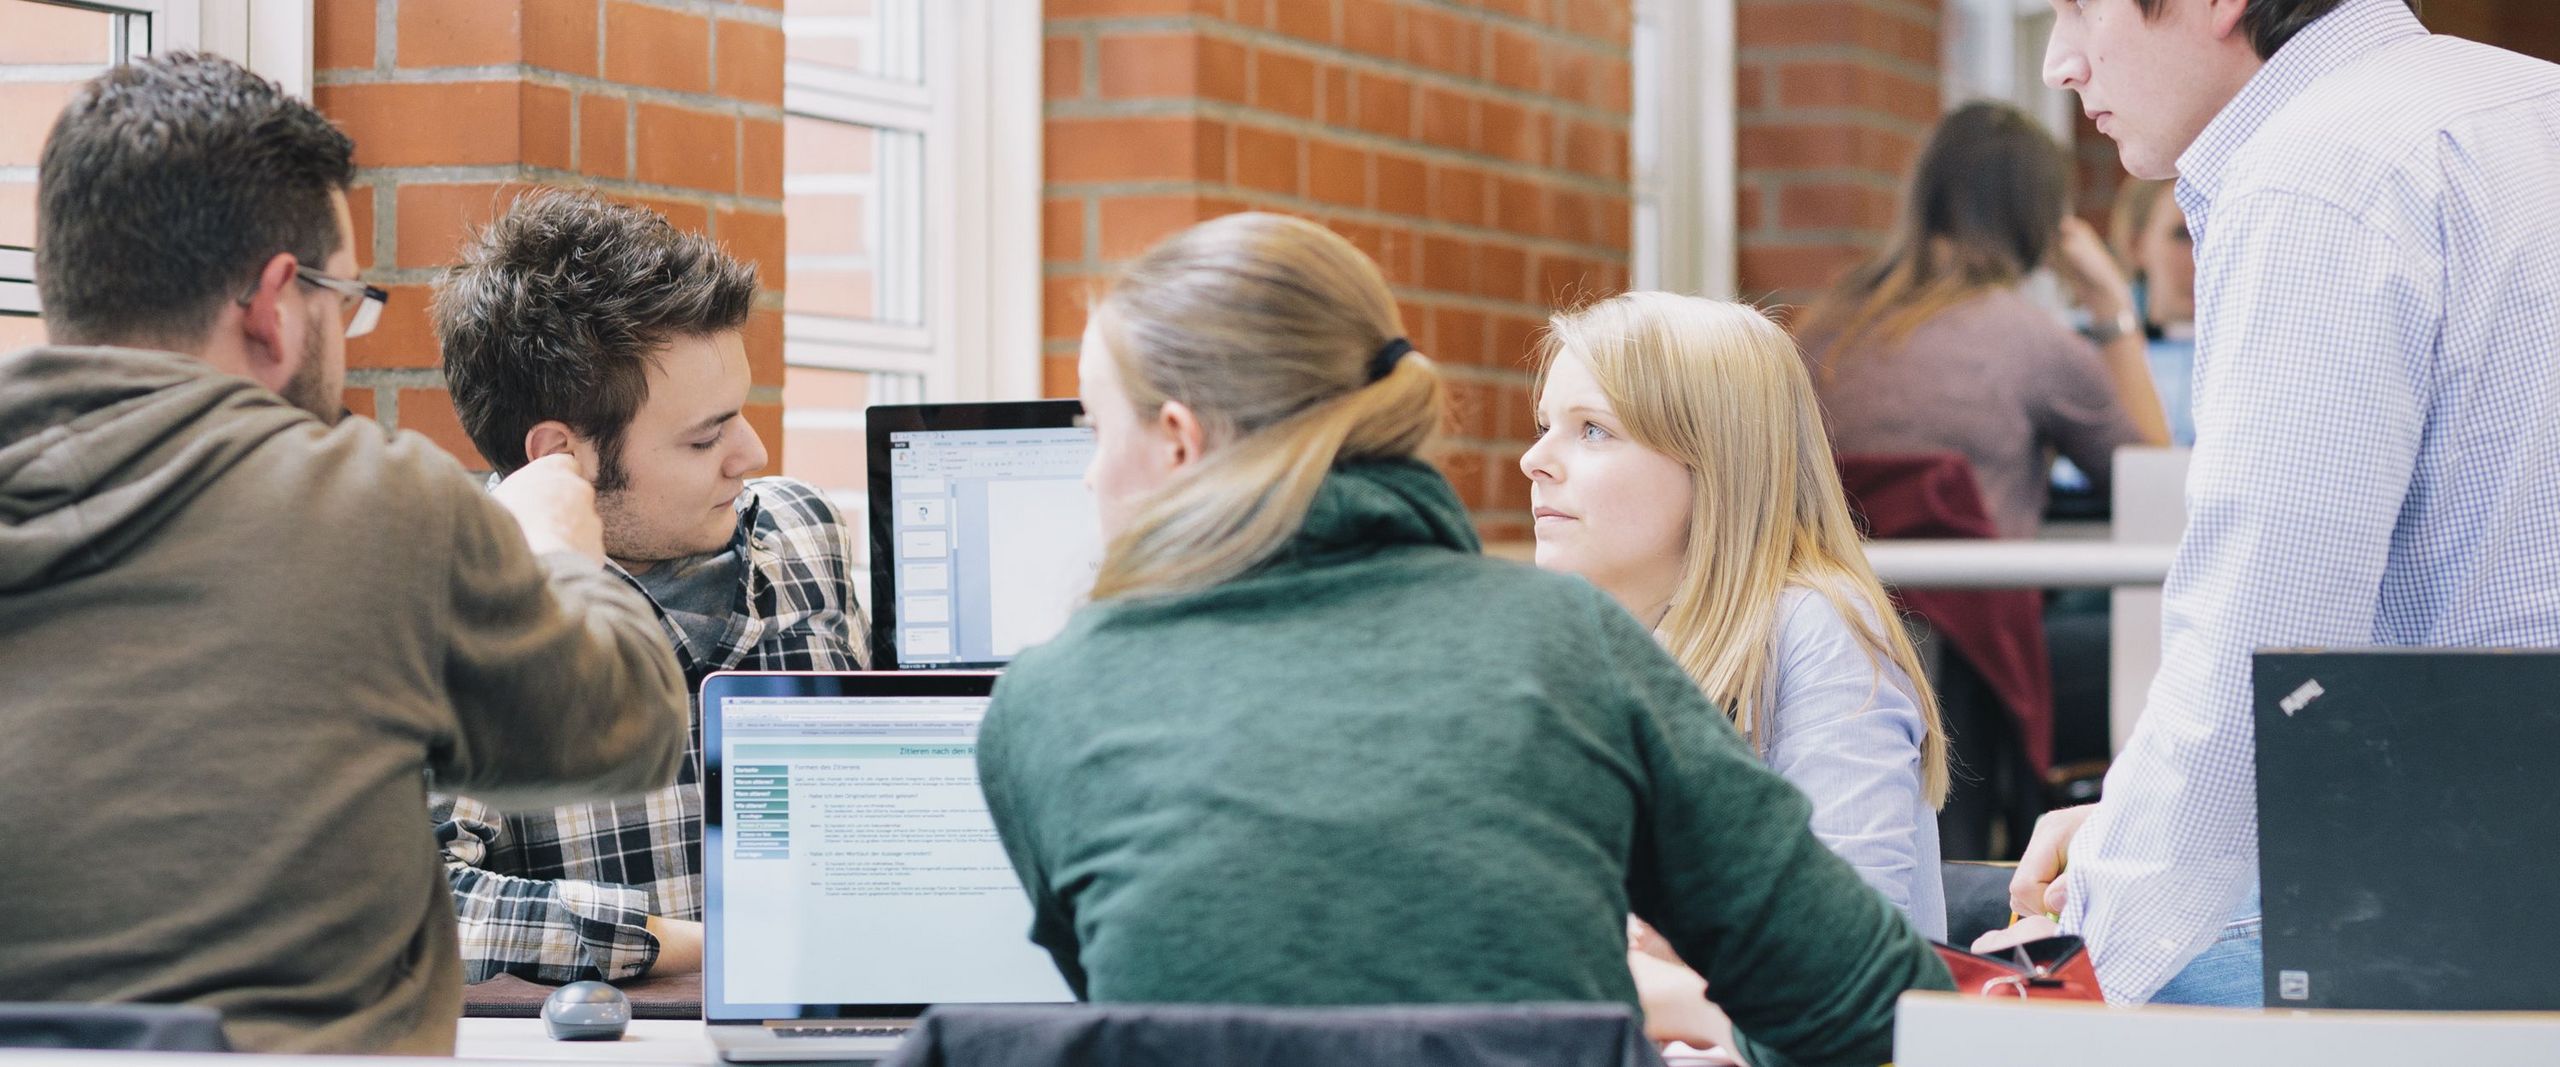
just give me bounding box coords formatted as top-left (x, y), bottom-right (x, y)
top-left (1087, 212), bottom-right (1446, 601)
top-left (1537, 293), bottom-right (1949, 806)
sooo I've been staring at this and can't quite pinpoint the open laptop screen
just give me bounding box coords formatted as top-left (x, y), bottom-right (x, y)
top-left (866, 402), bottom-right (1102, 670)
top-left (703, 673), bottom-right (1075, 1019)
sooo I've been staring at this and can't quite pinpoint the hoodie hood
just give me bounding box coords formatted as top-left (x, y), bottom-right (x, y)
top-left (0, 345), bottom-right (319, 592)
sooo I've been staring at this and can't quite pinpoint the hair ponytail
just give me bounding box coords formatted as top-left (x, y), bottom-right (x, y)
top-left (1084, 213), bottom-right (1445, 602)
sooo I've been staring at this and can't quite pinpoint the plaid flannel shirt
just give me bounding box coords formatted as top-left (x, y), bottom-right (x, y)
top-left (430, 476), bottom-right (867, 982)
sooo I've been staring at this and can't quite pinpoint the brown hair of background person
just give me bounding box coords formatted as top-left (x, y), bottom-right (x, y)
top-left (2131, 0), bottom-right (2419, 59)
top-left (432, 191), bottom-right (756, 491)
top-left (1798, 101), bottom-right (2070, 361)
top-left (33, 53), bottom-right (353, 350)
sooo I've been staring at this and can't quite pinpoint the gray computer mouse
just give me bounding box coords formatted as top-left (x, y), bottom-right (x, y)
top-left (541, 980), bottom-right (631, 1041)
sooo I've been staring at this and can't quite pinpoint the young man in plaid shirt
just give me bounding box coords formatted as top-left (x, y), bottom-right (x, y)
top-left (429, 191), bottom-right (868, 982)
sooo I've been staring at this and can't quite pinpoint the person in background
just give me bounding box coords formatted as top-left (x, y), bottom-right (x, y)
top-left (974, 212), bottom-right (1950, 1067)
top-left (0, 53), bottom-right (687, 1053)
top-left (430, 191), bottom-right (866, 984)
top-left (1986, 0), bottom-right (2560, 1008)
top-left (2109, 177), bottom-right (2197, 445)
top-left (1800, 100), bottom-right (2171, 540)
top-left (1522, 292), bottom-right (1950, 1049)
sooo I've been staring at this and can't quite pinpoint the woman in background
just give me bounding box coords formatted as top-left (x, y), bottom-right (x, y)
top-left (1799, 100), bottom-right (2169, 539)
top-left (975, 212), bottom-right (1949, 1067)
top-left (2111, 177), bottom-right (2198, 446)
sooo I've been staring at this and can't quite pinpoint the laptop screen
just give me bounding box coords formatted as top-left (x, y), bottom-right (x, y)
top-left (704, 677), bottom-right (1075, 1019)
top-left (868, 402), bottom-right (1102, 670)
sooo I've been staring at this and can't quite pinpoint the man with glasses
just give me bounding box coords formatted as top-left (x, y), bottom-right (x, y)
top-left (0, 53), bottom-right (691, 1053)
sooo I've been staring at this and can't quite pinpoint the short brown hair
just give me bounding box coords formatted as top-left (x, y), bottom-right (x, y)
top-left (433, 191), bottom-right (756, 486)
top-left (37, 53), bottom-right (354, 348)
top-left (2135, 0), bottom-right (2419, 59)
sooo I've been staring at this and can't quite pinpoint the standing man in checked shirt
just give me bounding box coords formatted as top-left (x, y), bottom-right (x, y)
top-left (1975, 0), bottom-right (2560, 1006)
top-left (429, 191), bottom-right (867, 983)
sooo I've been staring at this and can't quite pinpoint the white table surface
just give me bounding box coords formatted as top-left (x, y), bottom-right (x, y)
top-left (456, 1018), bottom-right (718, 1065)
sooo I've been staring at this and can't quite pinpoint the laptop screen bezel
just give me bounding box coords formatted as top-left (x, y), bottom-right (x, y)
top-left (701, 669), bottom-right (1057, 1023)
top-left (864, 400), bottom-right (1090, 672)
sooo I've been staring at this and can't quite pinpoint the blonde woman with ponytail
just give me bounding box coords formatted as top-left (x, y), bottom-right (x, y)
top-left (974, 213), bottom-right (1949, 1066)
top-left (1524, 292), bottom-right (1949, 940)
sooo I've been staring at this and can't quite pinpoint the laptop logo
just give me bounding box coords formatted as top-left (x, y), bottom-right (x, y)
top-left (2278, 969), bottom-right (2311, 1001)
top-left (2278, 679), bottom-right (2326, 717)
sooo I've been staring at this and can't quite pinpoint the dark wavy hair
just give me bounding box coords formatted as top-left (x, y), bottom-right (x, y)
top-left (36, 52), bottom-right (354, 348)
top-left (432, 191), bottom-right (756, 488)
top-left (2136, 0), bottom-right (2419, 59)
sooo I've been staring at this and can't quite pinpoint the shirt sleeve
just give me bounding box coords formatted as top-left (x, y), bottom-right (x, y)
top-left (1609, 592), bottom-right (1951, 1067)
top-left (1762, 590), bottom-right (1940, 938)
top-left (426, 469), bottom-right (690, 810)
top-left (2063, 189), bottom-right (2437, 1003)
top-left (2036, 328), bottom-right (2146, 497)
top-left (975, 678), bottom-right (1088, 998)
top-left (431, 793), bottom-right (661, 983)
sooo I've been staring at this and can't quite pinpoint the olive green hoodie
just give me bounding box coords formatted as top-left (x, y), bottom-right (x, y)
top-left (0, 346), bottom-right (688, 1053)
top-left (978, 459), bottom-right (1951, 1067)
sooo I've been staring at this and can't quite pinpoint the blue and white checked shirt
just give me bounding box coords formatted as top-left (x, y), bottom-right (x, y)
top-left (2065, 0), bottom-right (2560, 1003)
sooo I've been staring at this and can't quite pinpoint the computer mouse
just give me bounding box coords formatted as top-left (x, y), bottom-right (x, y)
top-left (541, 980), bottom-right (631, 1041)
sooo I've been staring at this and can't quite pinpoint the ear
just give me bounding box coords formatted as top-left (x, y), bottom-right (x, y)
top-left (1157, 399), bottom-right (1207, 473)
top-left (237, 252), bottom-right (304, 393)
top-left (2206, 0), bottom-right (2249, 41)
top-left (522, 419), bottom-right (599, 481)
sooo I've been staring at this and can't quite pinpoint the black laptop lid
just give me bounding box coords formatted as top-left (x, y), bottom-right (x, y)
top-left (2255, 649), bottom-right (2560, 1010)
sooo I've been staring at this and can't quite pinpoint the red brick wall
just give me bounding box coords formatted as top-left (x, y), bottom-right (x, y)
top-left (1042, 0), bottom-right (1634, 543)
top-left (1734, 0), bottom-right (1941, 305)
top-left (313, 0), bottom-right (786, 473)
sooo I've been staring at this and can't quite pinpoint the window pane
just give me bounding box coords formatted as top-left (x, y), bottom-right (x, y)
top-left (784, 0), bottom-right (924, 85)
top-left (780, 364), bottom-right (926, 588)
top-left (785, 116), bottom-right (924, 327)
top-left (1, 0), bottom-right (124, 249)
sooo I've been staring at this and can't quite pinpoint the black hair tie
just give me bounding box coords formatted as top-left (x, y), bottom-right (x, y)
top-left (1367, 337), bottom-right (1414, 383)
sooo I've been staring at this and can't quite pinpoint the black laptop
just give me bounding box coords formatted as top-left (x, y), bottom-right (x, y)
top-left (2255, 649), bottom-right (2560, 1010)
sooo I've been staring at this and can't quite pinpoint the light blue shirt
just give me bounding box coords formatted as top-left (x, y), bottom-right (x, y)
top-left (2065, 0), bottom-right (2560, 1003)
top-left (1763, 586), bottom-right (1945, 942)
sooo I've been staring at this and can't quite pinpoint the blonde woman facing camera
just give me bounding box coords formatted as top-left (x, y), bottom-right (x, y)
top-left (975, 214), bottom-right (1948, 1067)
top-left (1523, 293), bottom-right (1949, 939)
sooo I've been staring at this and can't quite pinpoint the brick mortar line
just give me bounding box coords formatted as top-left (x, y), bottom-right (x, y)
top-left (1046, 16), bottom-right (1632, 126)
top-left (1210, 20), bottom-right (1631, 124)
top-left (314, 66), bottom-right (787, 121)
top-left (1739, 109), bottom-right (1935, 140)
top-left (353, 163), bottom-right (783, 210)
top-left (1744, 169), bottom-right (1909, 191)
top-left (1738, 230), bottom-right (1892, 247)
top-left (1054, 3), bottom-right (1630, 60)
top-left (371, 0), bottom-right (396, 72)
top-left (1735, 45), bottom-right (1940, 86)
top-left (346, 368), bottom-right (446, 388)
top-left (1038, 182), bottom-right (1631, 265)
top-left (585, 0), bottom-right (782, 27)
top-left (1044, 101), bottom-right (1630, 197)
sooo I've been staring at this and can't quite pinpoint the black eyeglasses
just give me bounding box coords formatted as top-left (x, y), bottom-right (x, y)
top-left (293, 266), bottom-right (389, 338)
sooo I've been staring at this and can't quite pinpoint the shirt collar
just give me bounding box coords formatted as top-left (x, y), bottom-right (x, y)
top-left (2173, 0), bottom-right (2427, 238)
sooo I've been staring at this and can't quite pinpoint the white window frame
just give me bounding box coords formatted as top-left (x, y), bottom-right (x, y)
top-left (1943, 0), bottom-right (2075, 136)
top-left (781, 0), bottom-right (1042, 406)
top-left (1632, 0), bottom-right (1737, 300)
top-left (2, 0), bottom-right (307, 321)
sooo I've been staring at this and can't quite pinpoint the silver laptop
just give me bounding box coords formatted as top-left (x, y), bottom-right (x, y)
top-left (700, 671), bottom-right (1075, 1062)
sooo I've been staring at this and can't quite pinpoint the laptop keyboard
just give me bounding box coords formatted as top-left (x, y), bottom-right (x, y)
top-left (772, 1025), bottom-right (905, 1039)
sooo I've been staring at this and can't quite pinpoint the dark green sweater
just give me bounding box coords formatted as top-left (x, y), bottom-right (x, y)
top-left (978, 460), bottom-right (1950, 1067)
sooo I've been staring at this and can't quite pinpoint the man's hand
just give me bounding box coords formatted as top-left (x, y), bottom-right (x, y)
top-left (2052, 216), bottom-right (2136, 322)
top-left (1971, 914), bottom-right (2062, 955)
top-left (2010, 803), bottom-right (2097, 920)
top-left (491, 454), bottom-right (607, 566)
top-left (645, 915), bottom-right (703, 976)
